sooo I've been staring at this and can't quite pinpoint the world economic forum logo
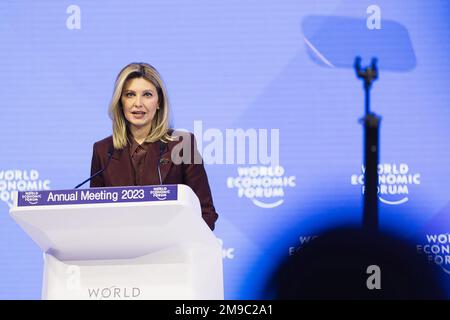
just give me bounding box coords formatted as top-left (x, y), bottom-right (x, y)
top-left (227, 166), bottom-right (296, 209)
top-left (0, 169), bottom-right (51, 208)
top-left (21, 191), bottom-right (42, 205)
top-left (417, 233), bottom-right (450, 275)
top-left (150, 186), bottom-right (170, 200)
top-left (351, 163), bottom-right (420, 205)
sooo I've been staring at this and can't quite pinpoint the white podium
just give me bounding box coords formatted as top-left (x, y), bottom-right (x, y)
top-left (9, 184), bottom-right (223, 300)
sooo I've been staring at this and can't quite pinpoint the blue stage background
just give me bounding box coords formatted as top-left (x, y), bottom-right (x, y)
top-left (0, 1), bottom-right (449, 299)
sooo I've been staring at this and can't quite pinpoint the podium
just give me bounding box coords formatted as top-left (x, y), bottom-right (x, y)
top-left (9, 184), bottom-right (224, 300)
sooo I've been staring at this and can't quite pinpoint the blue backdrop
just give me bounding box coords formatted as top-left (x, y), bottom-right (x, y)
top-left (0, 0), bottom-right (449, 299)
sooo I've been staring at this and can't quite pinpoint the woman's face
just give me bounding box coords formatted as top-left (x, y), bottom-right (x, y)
top-left (121, 77), bottom-right (159, 131)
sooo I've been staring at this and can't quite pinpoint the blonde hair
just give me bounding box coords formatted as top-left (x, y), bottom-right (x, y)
top-left (108, 62), bottom-right (172, 149)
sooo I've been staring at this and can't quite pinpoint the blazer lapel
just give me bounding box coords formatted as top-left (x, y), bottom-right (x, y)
top-left (111, 147), bottom-right (124, 161)
top-left (158, 147), bottom-right (173, 183)
top-left (141, 142), bottom-right (173, 185)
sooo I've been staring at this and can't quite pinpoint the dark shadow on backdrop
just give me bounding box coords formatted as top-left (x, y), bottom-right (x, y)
top-left (263, 226), bottom-right (447, 299)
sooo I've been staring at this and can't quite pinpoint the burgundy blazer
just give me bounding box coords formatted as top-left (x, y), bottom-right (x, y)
top-left (90, 132), bottom-right (218, 230)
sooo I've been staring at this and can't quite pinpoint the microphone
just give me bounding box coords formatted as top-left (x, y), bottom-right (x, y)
top-left (74, 147), bottom-right (113, 189)
top-left (157, 141), bottom-right (167, 185)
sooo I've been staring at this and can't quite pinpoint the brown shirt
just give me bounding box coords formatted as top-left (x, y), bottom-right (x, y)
top-left (129, 139), bottom-right (150, 185)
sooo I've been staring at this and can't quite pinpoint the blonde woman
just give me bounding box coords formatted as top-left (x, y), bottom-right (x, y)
top-left (90, 62), bottom-right (218, 230)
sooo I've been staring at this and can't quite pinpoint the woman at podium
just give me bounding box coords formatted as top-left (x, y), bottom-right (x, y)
top-left (89, 62), bottom-right (218, 230)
